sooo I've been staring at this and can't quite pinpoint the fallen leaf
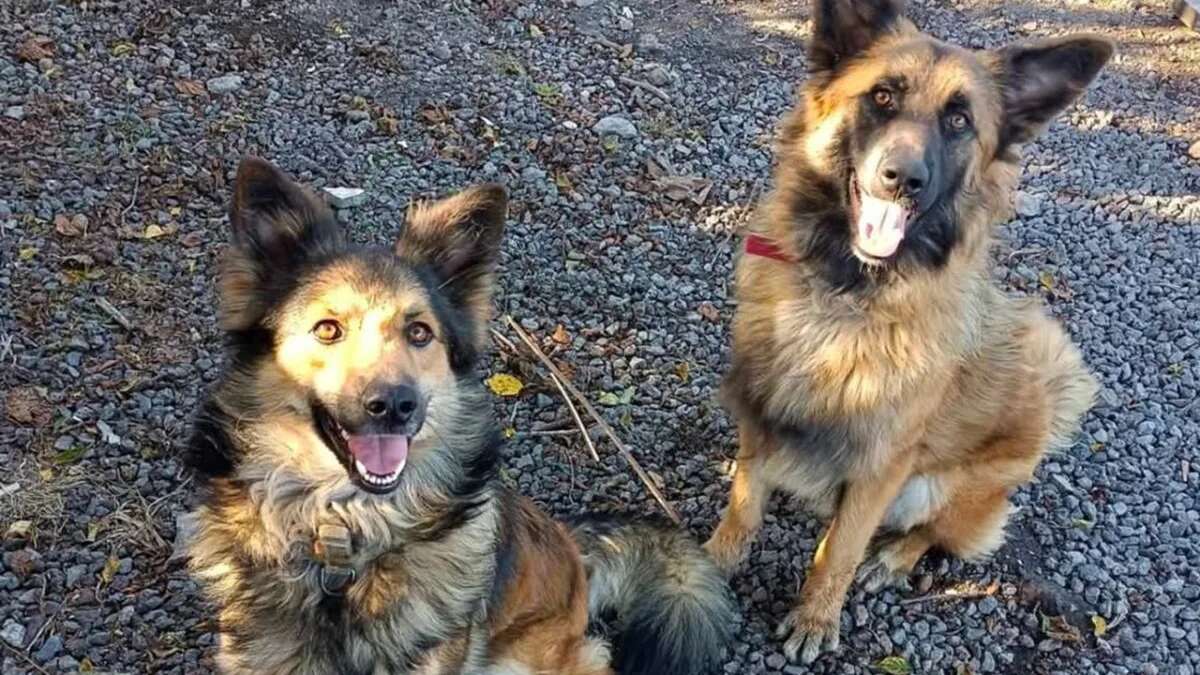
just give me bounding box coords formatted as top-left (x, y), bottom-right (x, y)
top-left (698, 302), bottom-right (720, 323)
top-left (485, 373), bottom-right (524, 397)
top-left (875, 656), bottom-right (912, 675)
top-left (62, 253), bottom-right (95, 268)
top-left (551, 324), bottom-right (570, 345)
top-left (1091, 614), bottom-right (1108, 638)
top-left (1041, 613), bottom-right (1083, 643)
top-left (1038, 270), bottom-right (1056, 291)
top-left (18, 247), bottom-right (38, 260)
top-left (39, 468), bottom-right (54, 482)
top-left (16, 35), bottom-right (54, 63)
top-left (100, 556), bottom-right (120, 585)
top-left (502, 427), bottom-right (516, 439)
top-left (4, 520), bottom-right (33, 540)
top-left (529, 24), bottom-right (544, 38)
top-left (674, 361), bottom-right (690, 382)
top-left (1071, 518), bottom-right (1095, 530)
top-left (532, 82), bottom-right (562, 105)
top-left (5, 387), bottom-right (51, 427)
top-left (142, 224), bottom-right (172, 239)
top-left (180, 231), bottom-right (205, 248)
top-left (619, 386), bottom-right (635, 405)
top-left (53, 446), bottom-right (87, 465)
top-left (54, 213), bottom-right (88, 237)
top-left (597, 391), bottom-right (621, 407)
top-left (79, 658), bottom-right (95, 672)
top-left (657, 175), bottom-right (713, 206)
top-left (86, 520), bottom-right (102, 542)
top-left (175, 79), bottom-right (206, 96)
top-left (419, 104), bottom-right (450, 125)
top-left (110, 41), bottom-right (136, 57)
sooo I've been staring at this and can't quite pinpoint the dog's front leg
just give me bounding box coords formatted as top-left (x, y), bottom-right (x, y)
top-left (776, 450), bottom-right (914, 664)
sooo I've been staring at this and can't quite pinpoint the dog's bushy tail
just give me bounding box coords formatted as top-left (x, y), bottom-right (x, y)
top-left (1025, 310), bottom-right (1100, 450)
top-left (569, 515), bottom-right (736, 675)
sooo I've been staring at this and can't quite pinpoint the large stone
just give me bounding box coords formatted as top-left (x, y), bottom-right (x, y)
top-left (206, 74), bottom-right (244, 95)
top-left (1015, 190), bottom-right (1042, 218)
top-left (593, 114), bottom-right (638, 140)
top-left (323, 187), bottom-right (367, 209)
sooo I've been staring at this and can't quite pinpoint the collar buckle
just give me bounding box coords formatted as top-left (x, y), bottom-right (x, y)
top-left (313, 523), bottom-right (356, 596)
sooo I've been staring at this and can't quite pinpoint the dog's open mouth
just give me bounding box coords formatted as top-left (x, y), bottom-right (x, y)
top-left (847, 173), bottom-right (912, 263)
top-left (313, 404), bottom-right (409, 493)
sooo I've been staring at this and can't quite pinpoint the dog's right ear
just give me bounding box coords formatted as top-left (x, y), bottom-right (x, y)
top-left (809, 0), bottom-right (906, 73)
top-left (220, 157), bottom-right (340, 330)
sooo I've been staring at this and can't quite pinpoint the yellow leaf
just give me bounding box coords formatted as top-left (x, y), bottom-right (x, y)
top-left (143, 224), bottom-right (166, 239)
top-left (551, 324), bottom-right (570, 345)
top-left (110, 42), bottom-right (136, 57)
top-left (876, 656), bottom-right (912, 675)
top-left (1091, 614), bottom-right (1108, 638)
top-left (674, 361), bottom-right (690, 382)
top-left (1038, 270), bottom-right (1055, 291)
top-left (100, 556), bottom-right (120, 585)
top-left (4, 520), bottom-right (33, 540)
top-left (169, 206), bottom-right (182, 217)
top-left (87, 520), bottom-right (102, 542)
top-left (39, 467), bottom-right (54, 482)
top-left (502, 427), bottom-right (516, 439)
top-left (80, 658), bottom-right (95, 672)
top-left (19, 247), bottom-right (38, 260)
top-left (486, 373), bottom-right (524, 397)
top-left (529, 24), bottom-right (544, 38)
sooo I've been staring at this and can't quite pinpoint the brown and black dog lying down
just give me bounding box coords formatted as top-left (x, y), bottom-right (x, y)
top-left (705, 0), bottom-right (1110, 664)
top-left (185, 157), bottom-right (735, 674)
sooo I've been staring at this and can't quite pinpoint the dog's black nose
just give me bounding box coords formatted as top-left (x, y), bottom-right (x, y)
top-left (879, 154), bottom-right (928, 197)
top-left (363, 384), bottom-right (419, 423)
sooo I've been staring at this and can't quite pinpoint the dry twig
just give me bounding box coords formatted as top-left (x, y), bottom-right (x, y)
top-left (94, 297), bottom-right (134, 331)
top-left (619, 76), bottom-right (670, 102)
top-left (502, 316), bottom-right (681, 524)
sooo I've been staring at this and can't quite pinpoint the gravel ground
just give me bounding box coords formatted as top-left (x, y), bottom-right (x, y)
top-left (2, 0), bottom-right (1198, 673)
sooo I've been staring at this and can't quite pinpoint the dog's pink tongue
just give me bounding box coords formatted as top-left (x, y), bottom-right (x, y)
top-left (347, 435), bottom-right (409, 475)
top-left (856, 192), bottom-right (909, 258)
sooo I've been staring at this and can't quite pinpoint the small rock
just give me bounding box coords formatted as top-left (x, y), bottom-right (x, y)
top-left (1015, 190), bottom-right (1042, 218)
top-left (574, 0), bottom-right (599, 6)
top-left (3, 106), bottom-right (25, 121)
top-left (644, 64), bottom-right (671, 87)
top-left (593, 114), bottom-right (638, 139)
top-left (765, 653), bottom-right (786, 669)
top-left (431, 41), bottom-right (452, 61)
top-left (34, 636), bottom-right (62, 662)
top-left (323, 187), bottom-right (367, 209)
top-left (206, 74), bottom-right (244, 94)
top-left (618, 16), bottom-right (634, 31)
top-left (1188, 140), bottom-right (1200, 161)
top-left (345, 109), bottom-right (370, 122)
top-left (0, 620), bottom-right (24, 648)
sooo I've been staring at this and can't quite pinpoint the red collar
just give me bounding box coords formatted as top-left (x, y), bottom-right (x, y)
top-left (744, 233), bottom-right (795, 262)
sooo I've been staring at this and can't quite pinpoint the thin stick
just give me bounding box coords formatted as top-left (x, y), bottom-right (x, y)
top-left (900, 589), bottom-right (995, 606)
top-left (490, 328), bottom-right (598, 462)
top-left (516, 429), bottom-right (581, 437)
top-left (95, 297), bottom-right (134, 331)
top-left (503, 316), bottom-right (681, 524)
top-left (0, 643), bottom-right (50, 675)
top-left (619, 76), bottom-right (670, 102)
top-left (549, 370), bottom-right (600, 462)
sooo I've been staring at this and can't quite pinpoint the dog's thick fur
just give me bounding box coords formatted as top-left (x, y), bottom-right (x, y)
top-left (704, 0), bottom-right (1110, 663)
top-left (186, 157), bottom-right (734, 674)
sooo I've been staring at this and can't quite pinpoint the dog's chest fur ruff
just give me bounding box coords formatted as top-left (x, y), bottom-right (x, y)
top-left (187, 434), bottom-right (503, 674)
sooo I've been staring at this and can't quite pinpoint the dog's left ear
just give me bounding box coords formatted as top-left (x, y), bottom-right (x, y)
top-left (990, 35), bottom-right (1114, 149)
top-left (809, 0), bottom-right (906, 73)
top-left (396, 184), bottom-right (507, 331)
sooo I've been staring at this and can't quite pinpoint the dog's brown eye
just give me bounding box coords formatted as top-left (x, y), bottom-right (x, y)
top-left (872, 89), bottom-right (893, 108)
top-left (312, 319), bottom-right (344, 344)
top-left (947, 111), bottom-right (971, 132)
top-left (406, 322), bottom-right (434, 347)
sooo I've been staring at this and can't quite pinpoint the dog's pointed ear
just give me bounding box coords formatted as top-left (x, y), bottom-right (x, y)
top-left (220, 157), bottom-right (340, 330)
top-left (809, 0), bottom-right (906, 73)
top-left (229, 156), bottom-right (339, 266)
top-left (396, 184), bottom-right (507, 328)
top-left (990, 35), bottom-right (1114, 149)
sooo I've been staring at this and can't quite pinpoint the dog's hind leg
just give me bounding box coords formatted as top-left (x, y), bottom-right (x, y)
top-left (704, 423), bottom-right (776, 575)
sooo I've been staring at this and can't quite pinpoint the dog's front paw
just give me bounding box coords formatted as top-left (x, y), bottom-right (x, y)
top-left (775, 604), bottom-right (841, 664)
